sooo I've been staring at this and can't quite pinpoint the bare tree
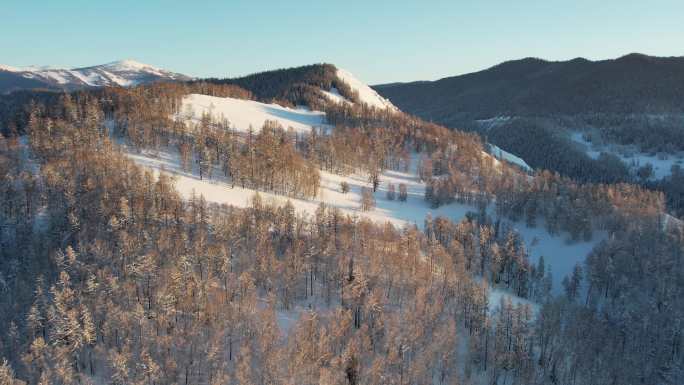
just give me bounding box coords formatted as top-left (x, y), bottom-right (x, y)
top-left (386, 183), bottom-right (396, 201)
top-left (398, 183), bottom-right (408, 202)
top-left (361, 187), bottom-right (376, 211)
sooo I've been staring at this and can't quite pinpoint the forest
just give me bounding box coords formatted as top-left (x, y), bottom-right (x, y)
top-left (477, 116), bottom-right (684, 219)
top-left (374, 53), bottom-right (684, 125)
top-left (0, 66), bottom-right (682, 385)
top-left (582, 114), bottom-right (684, 153)
top-left (485, 118), bottom-right (631, 184)
top-left (198, 64), bottom-right (360, 111)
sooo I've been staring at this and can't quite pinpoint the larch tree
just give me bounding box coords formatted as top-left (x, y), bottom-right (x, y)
top-left (360, 187), bottom-right (375, 212)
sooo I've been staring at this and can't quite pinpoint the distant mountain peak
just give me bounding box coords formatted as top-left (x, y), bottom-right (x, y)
top-left (567, 57), bottom-right (591, 64)
top-left (86, 59), bottom-right (164, 73)
top-left (0, 59), bottom-right (191, 94)
top-left (106, 59), bottom-right (153, 68)
top-left (619, 52), bottom-right (651, 60)
top-left (0, 64), bottom-right (20, 72)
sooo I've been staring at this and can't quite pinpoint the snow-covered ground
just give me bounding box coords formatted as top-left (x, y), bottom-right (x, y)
top-left (179, 93), bottom-right (329, 135)
top-left (570, 131), bottom-right (684, 180)
top-left (336, 68), bottom-right (398, 111)
top-left (320, 87), bottom-right (352, 105)
top-left (122, 140), bottom-right (597, 295)
top-left (475, 116), bottom-right (512, 131)
top-left (177, 67), bottom-right (398, 136)
top-left (512, 219), bottom-right (604, 294)
top-left (126, 83), bottom-right (596, 314)
top-left (124, 91), bottom-right (595, 305)
top-left (123, 145), bottom-right (472, 228)
top-left (116, 140), bottom-right (608, 335)
top-left (487, 144), bottom-right (532, 172)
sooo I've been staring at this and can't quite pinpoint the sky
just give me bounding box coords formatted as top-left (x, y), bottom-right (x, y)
top-left (2, 0), bottom-right (684, 84)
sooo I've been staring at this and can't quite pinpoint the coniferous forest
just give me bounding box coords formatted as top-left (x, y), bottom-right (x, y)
top-left (0, 60), bottom-right (682, 385)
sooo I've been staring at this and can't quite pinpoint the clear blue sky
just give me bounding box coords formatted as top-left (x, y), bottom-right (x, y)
top-left (3, 0), bottom-right (683, 84)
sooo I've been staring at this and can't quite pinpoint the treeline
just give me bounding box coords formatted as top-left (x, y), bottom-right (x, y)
top-left (494, 170), bottom-right (664, 240)
top-left (485, 115), bottom-right (684, 178)
top-left (106, 79), bottom-right (491, 202)
top-left (198, 63), bottom-right (361, 110)
top-left (423, 137), bottom-right (664, 242)
top-left (24, 85), bottom-right (321, 199)
top-left (0, 81), bottom-right (253, 138)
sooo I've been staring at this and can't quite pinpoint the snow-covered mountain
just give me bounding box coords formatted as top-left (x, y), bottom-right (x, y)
top-left (0, 59), bottom-right (191, 94)
top-left (204, 63), bottom-right (398, 112)
top-left (175, 66), bottom-right (397, 136)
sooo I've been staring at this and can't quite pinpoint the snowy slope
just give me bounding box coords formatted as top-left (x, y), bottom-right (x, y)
top-left (488, 144), bottom-right (532, 172)
top-left (320, 87), bottom-right (352, 105)
top-left (123, 145), bottom-right (471, 228)
top-left (514, 220), bottom-right (604, 293)
top-left (121, 142), bottom-right (600, 314)
top-left (0, 59), bottom-right (190, 93)
top-left (122, 140), bottom-right (598, 292)
top-left (179, 93), bottom-right (328, 135)
top-left (336, 68), bottom-right (398, 111)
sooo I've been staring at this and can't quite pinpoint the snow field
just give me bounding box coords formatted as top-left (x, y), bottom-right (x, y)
top-left (335, 68), bottom-right (398, 111)
top-left (179, 94), bottom-right (328, 135)
top-left (123, 144), bottom-right (472, 229)
top-left (320, 87), bottom-right (352, 105)
top-left (488, 144), bottom-right (532, 172)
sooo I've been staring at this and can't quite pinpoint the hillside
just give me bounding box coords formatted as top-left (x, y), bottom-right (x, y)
top-left (375, 54), bottom-right (684, 216)
top-left (0, 61), bottom-right (682, 385)
top-left (374, 53), bottom-right (684, 123)
top-left (0, 59), bottom-right (191, 94)
top-left (179, 93), bottom-right (328, 135)
top-left (201, 63), bottom-right (397, 111)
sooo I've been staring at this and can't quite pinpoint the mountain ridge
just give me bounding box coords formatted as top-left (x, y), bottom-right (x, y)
top-left (374, 53), bottom-right (684, 86)
top-left (0, 59), bottom-right (191, 94)
top-left (373, 53), bottom-right (684, 123)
